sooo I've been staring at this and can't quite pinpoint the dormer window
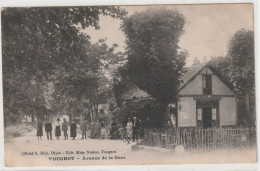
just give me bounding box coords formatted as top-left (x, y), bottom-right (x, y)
top-left (202, 75), bottom-right (212, 95)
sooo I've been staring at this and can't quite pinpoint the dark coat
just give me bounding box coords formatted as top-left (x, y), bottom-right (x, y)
top-left (70, 123), bottom-right (77, 137)
top-left (110, 121), bottom-right (117, 135)
top-left (132, 120), bottom-right (139, 131)
top-left (45, 123), bottom-right (52, 132)
top-left (55, 125), bottom-right (61, 136)
top-left (36, 123), bottom-right (43, 136)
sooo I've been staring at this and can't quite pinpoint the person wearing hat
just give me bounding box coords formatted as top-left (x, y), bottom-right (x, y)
top-left (132, 117), bottom-right (139, 142)
top-left (70, 119), bottom-right (77, 140)
top-left (126, 118), bottom-right (133, 140)
top-left (45, 119), bottom-right (53, 140)
top-left (55, 118), bottom-right (61, 140)
top-left (110, 118), bottom-right (117, 139)
top-left (62, 118), bottom-right (69, 140)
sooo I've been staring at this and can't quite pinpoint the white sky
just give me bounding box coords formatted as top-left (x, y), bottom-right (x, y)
top-left (83, 4), bottom-right (254, 66)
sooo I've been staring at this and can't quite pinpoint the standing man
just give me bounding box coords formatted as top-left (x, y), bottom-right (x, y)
top-left (62, 118), bottom-right (69, 140)
top-left (45, 119), bottom-right (52, 140)
top-left (132, 117), bottom-right (139, 142)
top-left (110, 118), bottom-right (117, 139)
top-left (70, 119), bottom-right (77, 140)
top-left (80, 117), bottom-right (88, 139)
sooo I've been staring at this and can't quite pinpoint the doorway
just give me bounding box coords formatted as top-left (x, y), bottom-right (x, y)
top-left (196, 99), bottom-right (219, 128)
top-left (203, 108), bottom-right (212, 128)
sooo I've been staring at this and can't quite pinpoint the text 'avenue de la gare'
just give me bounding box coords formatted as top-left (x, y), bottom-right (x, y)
top-left (48, 155), bottom-right (126, 161)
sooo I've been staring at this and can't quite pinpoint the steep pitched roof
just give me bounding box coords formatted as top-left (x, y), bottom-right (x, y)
top-left (178, 62), bottom-right (234, 93)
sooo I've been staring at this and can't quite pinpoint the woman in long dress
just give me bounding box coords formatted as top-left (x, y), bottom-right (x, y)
top-left (36, 120), bottom-right (43, 140)
top-left (55, 118), bottom-right (61, 139)
top-left (90, 119), bottom-right (96, 139)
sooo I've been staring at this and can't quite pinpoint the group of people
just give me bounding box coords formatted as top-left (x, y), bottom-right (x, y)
top-left (36, 116), bottom-right (144, 142)
top-left (110, 117), bottom-right (144, 142)
top-left (36, 117), bottom-right (107, 140)
top-left (36, 118), bottom-right (77, 140)
top-left (89, 118), bottom-right (106, 139)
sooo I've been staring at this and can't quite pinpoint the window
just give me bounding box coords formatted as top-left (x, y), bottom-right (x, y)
top-left (212, 108), bottom-right (217, 120)
top-left (197, 108), bottom-right (202, 120)
top-left (202, 75), bottom-right (212, 95)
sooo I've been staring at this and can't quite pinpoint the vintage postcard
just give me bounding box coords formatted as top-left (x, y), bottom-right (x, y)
top-left (1, 3), bottom-right (256, 167)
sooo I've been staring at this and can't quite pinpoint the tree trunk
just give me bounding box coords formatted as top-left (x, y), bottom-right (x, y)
top-left (245, 92), bottom-right (251, 124)
top-left (90, 102), bottom-right (94, 120)
top-left (31, 113), bottom-right (35, 124)
top-left (73, 100), bottom-right (77, 120)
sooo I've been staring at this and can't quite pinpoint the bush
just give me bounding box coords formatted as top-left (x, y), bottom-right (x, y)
top-left (5, 123), bottom-right (35, 138)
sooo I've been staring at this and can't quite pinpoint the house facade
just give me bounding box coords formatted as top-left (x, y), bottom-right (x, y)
top-left (177, 64), bottom-right (237, 128)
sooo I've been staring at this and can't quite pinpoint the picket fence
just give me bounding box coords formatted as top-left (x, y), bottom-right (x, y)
top-left (143, 127), bottom-right (256, 150)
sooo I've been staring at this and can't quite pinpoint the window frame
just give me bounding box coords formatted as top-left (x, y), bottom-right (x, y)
top-left (202, 74), bottom-right (212, 95)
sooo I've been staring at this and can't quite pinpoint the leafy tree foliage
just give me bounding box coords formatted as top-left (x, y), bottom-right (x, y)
top-left (46, 35), bottom-right (124, 121)
top-left (228, 29), bottom-right (254, 93)
top-left (2, 7), bottom-right (126, 126)
top-left (228, 29), bottom-right (255, 125)
top-left (209, 29), bottom-right (255, 125)
top-left (121, 8), bottom-right (187, 121)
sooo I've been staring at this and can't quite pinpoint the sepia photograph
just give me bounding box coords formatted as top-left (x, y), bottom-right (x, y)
top-left (1, 3), bottom-right (256, 167)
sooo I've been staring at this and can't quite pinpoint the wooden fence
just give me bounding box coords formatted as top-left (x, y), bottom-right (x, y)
top-left (143, 127), bottom-right (256, 150)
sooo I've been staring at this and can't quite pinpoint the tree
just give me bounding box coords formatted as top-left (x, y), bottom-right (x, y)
top-left (227, 29), bottom-right (255, 125)
top-left (50, 34), bottom-right (124, 121)
top-left (121, 8), bottom-right (187, 123)
top-left (2, 7), bottom-right (126, 126)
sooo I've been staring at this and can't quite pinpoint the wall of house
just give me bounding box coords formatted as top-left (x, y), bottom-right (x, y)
top-left (212, 75), bottom-right (234, 95)
top-left (179, 75), bottom-right (203, 95)
top-left (219, 97), bottom-right (237, 126)
top-left (200, 67), bottom-right (213, 74)
top-left (179, 67), bottom-right (235, 96)
top-left (178, 97), bottom-right (196, 127)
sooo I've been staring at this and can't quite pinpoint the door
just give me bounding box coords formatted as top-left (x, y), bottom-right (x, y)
top-left (203, 108), bottom-right (212, 128)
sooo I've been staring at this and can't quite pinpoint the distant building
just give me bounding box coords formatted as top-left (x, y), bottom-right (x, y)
top-left (98, 103), bottom-right (110, 116)
top-left (177, 63), bottom-right (237, 128)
